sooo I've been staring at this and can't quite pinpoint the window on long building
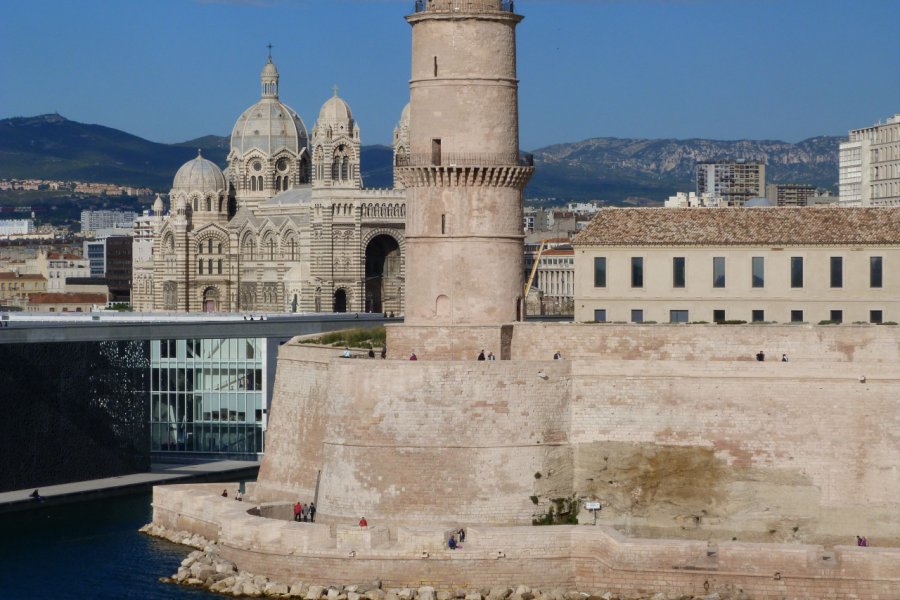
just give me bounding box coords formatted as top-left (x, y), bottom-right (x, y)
top-left (672, 257), bottom-right (685, 288)
top-left (830, 257), bottom-right (843, 288)
top-left (713, 257), bottom-right (725, 288)
top-left (593, 257), bottom-right (606, 288)
top-left (752, 257), bottom-right (764, 288)
top-left (791, 257), bottom-right (804, 288)
top-left (631, 257), bottom-right (643, 288)
top-left (870, 256), bottom-right (883, 288)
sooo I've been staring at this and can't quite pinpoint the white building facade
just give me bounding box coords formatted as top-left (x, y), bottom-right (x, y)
top-left (840, 114), bottom-right (900, 207)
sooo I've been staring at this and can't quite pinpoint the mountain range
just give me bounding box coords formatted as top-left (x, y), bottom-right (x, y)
top-left (0, 114), bottom-right (843, 203)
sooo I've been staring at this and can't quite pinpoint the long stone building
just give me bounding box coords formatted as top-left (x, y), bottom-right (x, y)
top-left (133, 55), bottom-right (408, 315)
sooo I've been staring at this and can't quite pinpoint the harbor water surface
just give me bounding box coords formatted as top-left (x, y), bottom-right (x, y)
top-left (0, 493), bottom-right (209, 599)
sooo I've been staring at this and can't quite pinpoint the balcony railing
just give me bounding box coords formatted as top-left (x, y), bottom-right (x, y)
top-left (396, 152), bottom-right (533, 167)
top-left (412, 0), bottom-right (517, 14)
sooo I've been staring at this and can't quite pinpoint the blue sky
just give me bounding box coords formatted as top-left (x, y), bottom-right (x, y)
top-left (1, 0), bottom-right (897, 149)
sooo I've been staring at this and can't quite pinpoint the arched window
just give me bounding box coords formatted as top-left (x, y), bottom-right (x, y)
top-left (257, 176), bottom-right (264, 190)
top-left (206, 198), bottom-right (211, 212)
top-left (193, 198), bottom-right (198, 211)
top-left (207, 239), bottom-right (213, 254)
top-left (208, 259), bottom-right (213, 274)
top-left (217, 259), bottom-right (223, 275)
top-left (341, 156), bottom-right (349, 181)
top-left (331, 159), bottom-right (340, 181)
top-left (290, 239), bottom-right (296, 261)
top-left (251, 177), bottom-right (257, 191)
top-left (268, 238), bottom-right (275, 260)
top-left (198, 259), bottom-right (204, 275)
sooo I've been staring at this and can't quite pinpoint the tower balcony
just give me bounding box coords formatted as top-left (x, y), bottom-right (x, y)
top-left (396, 151), bottom-right (533, 168)
top-left (411, 0), bottom-right (517, 15)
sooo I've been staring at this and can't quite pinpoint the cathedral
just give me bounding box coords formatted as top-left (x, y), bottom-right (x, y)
top-left (132, 53), bottom-right (408, 314)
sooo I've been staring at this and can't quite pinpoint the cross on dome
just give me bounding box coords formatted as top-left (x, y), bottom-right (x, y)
top-left (333, 84), bottom-right (339, 97)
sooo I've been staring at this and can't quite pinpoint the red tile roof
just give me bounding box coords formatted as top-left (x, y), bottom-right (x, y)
top-left (28, 292), bottom-right (107, 304)
top-left (574, 207), bottom-right (900, 246)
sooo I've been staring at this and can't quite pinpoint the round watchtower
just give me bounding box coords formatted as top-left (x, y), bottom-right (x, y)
top-left (400, 0), bottom-right (533, 326)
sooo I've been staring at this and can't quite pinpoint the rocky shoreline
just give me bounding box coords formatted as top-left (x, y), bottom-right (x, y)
top-left (139, 524), bottom-right (748, 600)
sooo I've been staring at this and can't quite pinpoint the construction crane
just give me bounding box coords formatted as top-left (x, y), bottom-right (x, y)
top-left (522, 239), bottom-right (546, 315)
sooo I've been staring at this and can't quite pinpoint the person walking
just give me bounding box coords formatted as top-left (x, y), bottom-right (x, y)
top-left (487, 352), bottom-right (495, 361)
top-left (477, 350), bottom-right (486, 361)
top-left (359, 516), bottom-right (368, 527)
top-left (309, 502), bottom-right (316, 523)
top-left (409, 353), bottom-right (418, 361)
top-left (294, 501), bottom-right (302, 522)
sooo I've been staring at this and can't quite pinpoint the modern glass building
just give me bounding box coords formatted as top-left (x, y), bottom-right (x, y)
top-left (150, 337), bottom-right (277, 458)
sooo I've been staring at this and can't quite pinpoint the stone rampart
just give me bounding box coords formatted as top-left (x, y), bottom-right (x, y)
top-left (151, 485), bottom-right (900, 598)
top-left (510, 322), bottom-right (900, 363)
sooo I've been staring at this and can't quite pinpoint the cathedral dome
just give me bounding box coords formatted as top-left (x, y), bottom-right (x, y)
top-left (231, 100), bottom-right (309, 157)
top-left (399, 102), bottom-right (410, 127)
top-left (230, 57), bottom-right (309, 158)
top-left (318, 92), bottom-right (353, 124)
top-left (172, 151), bottom-right (227, 192)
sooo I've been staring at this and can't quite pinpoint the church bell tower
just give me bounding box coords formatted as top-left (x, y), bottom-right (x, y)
top-left (400, 0), bottom-right (533, 326)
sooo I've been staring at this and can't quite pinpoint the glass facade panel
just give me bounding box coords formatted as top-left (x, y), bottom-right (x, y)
top-left (713, 309), bottom-right (725, 323)
top-left (673, 257), bottom-right (685, 288)
top-left (791, 310), bottom-right (804, 323)
top-left (631, 309), bottom-right (643, 323)
top-left (752, 309), bottom-right (765, 323)
top-left (150, 338), bottom-right (266, 457)
top-left (791, 257), bottom-right (804, 288)
top-left (713, 257), bottom-right (725, 288)
top-left (870, 310), bottom-right (883, 324)
top-left (594, 309), bottom-right (606, 322)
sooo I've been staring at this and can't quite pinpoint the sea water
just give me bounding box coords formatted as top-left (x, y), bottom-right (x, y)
top-left (0, 493), bottom-right (210, 599)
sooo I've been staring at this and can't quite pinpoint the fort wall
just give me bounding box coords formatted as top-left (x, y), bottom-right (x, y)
top-left (152, 485), bottom-right (900, 599)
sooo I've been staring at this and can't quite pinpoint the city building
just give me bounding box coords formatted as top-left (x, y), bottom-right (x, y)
top-left (135, 55), bottom-right (407, 314)
top-left (0, 272), bottom-right (48, 308)
top-left (696, 160), bottom-right (766, 206)
top-left (839, 113), bottom-right (900, 207)
top-left (664, 191), bottom-right (725, 208)
top-left (80, 209), bottom-right (139, 234)
top-left (573, 207), bottom-right (900, 324)
top-left (0, 219), bottom-right (34, 236)
top-left (105, 235), bottom-right (133, 303)
top-left (26, 292), bottom-right (108, 313)
top-left (84, 239), bottom-right (106, 277)
top-left (765, 183), bottom-right (817, 207)
top-left (132, 209), bottom-right (157, 312)
top-left (26, 250), bottom-right (90, 292)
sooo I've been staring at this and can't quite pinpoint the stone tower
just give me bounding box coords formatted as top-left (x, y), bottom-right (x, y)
top-left (400, 0), bottom-right (533, 326)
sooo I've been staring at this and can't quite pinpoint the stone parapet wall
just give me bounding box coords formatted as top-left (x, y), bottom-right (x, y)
top-left (152, 485), bottom-right (900, 599)
top-left (510, 322), bottom-right (900, 363)
top-left (386, 324), bottom-right (508, 361)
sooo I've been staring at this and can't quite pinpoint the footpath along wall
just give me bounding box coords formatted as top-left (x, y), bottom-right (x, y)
top-left (151, 484), bottom-right (900, 599)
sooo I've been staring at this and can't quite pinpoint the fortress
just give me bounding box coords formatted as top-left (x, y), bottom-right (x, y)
top-left (151, 2), bottom-right (900, 598)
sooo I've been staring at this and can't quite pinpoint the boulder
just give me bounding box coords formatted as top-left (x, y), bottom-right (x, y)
top-left (514, 588), bottom-right (531, 597)
top-left (521, 593), bottom-right (535, 600)
top-left (175, 567), bottom-right (190, 582)
top-left (365, 590), bottom-right (386, 600)
top-left (268, 582), bottom-right (291, 596)
top-left (289, 583), bottom-right (307, 598)
top-left (437, 592), bottom-right (453, 600)
top-left (418, 587), bottom-right (436, 600)
top-left (349, 593), bottom-right (363, 600)
top-left (307, 585), bottom-right (326, 600)
top-left (465, 592), bottom-right (483, 600)
top-left (489, 589), bottom-right (512, 600)
top-left (242, 581), bottom-right (262, 597)
top-left (398, 589), bottom-right (415, 600)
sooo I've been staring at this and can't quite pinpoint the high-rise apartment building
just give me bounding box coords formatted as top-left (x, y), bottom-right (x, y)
top-left (765, 183), bottom-right (817, 207)
top-left (696, 160), bottom-right (766, 207)
top-left (840, 114), bottom-right (900, 206)
top-left (80, 209), bottom-right (138, 234)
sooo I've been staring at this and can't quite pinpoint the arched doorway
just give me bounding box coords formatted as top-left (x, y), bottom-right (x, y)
top-left (365, 234), bottom-right (401, 313)
top-left (203, 288), bottom-right (220, 313)
top-left (333, 288), bottom-right (347, 313)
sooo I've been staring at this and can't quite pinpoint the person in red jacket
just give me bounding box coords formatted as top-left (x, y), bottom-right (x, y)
top-left (294, 501), bottom-right (302, 522)
top-left (359, 516), bottom-right (368, 527)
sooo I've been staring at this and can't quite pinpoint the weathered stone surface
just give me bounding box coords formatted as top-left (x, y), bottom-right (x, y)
top-left (307, 585), bottom-right (326, 600)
